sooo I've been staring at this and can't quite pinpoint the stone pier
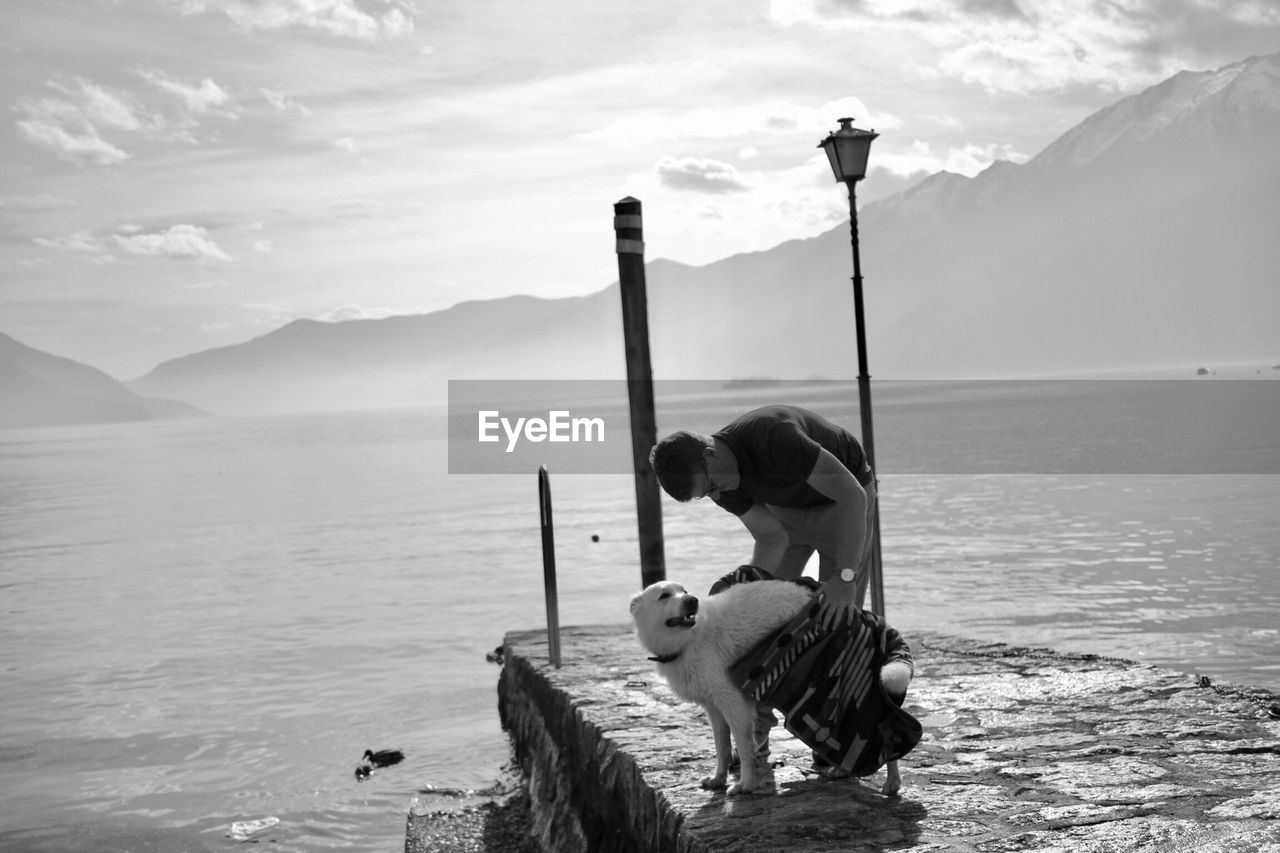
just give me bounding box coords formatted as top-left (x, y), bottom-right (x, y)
top-left (409, 625), bottom-right (1280, 852)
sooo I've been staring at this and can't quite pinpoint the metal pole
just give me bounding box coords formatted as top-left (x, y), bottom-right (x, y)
top-left (847, 180), bottom-right (886, 616)
top-left (538, 465), bottom-right (562, 668)
top-left (614, 197), bottom-right (666, 587)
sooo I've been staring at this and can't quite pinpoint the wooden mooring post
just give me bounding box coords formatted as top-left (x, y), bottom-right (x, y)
top-left (537, 465), bottom-right (561, 668)
top-left (613, 197), bottom-right (665, 588)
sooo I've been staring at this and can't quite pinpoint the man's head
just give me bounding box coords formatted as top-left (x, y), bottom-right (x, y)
top-left (650, 430), bottom-right (714, 502)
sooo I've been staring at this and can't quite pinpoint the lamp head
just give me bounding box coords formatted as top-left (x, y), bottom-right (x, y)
top-left (818, 117), bottom-right (878, 183)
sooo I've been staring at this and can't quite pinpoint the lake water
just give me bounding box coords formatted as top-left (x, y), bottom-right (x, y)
top-left (2, 385), bottom-right (1278, 851)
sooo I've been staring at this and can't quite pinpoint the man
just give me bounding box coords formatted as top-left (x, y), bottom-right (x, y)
top-left (650, 404), bottom-right (907, 783)
top-left (649, 404), bottom-right (876, 612)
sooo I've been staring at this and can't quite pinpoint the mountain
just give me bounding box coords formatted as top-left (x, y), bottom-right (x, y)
top-left (129, 293), bottom-right (628, 414)
top-left (0, 333), bottom-right (205, 429)
top-left (129, 52), bottom-right (1280, 415)
top-left (863, 51), bottom-right (1280, 375)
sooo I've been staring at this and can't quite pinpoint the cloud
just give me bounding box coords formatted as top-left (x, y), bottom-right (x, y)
top-left (1128, 0), bottom-right (1280, 69)
top-left (874, 138), bottom-right (1028, 177)
top-left (32, 223), bottom-right (235, 261)
top-left (654, 156), bottom-right (752, 194)
top-left (312, 304), bottom-right (411, 322)
top-left (11, 76), bottom-right (213, 165)
top-left (113, 224), bottom-right (233, 260)
top-left (261, 88), bottom-right (313, 116)
top-left (767, 0), bottom-right (1225, 95)
top-left (164, 0), bottom-right (416, 40)
top-left (15, 115), bottom-right (131, 166)
top-left (33, 232), bottom-right (104, 253)
top-left (14, 70), bottom-right (249, 165)
top-left (70, 79), bottom-right (158, 132)
top-left (957, 0), bottom-right (1025, 19)
top-left (329, 199), bottom-right (383, 218)
top-left (139, 69), bottom-right (234, 115)
top-left (584, 100), bottom-right (899, 145)
top-left (0, 194), bottom-right (79, 213)
top-left (334, 136), bottom-right (360, 154)
top-left (14, 78), bottom-right (161, 165)
top-left (934, 30), bottom-right (1141, 95)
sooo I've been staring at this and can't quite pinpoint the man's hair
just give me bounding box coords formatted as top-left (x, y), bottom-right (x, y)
top-left (649, 430), bottom-right (711, 502)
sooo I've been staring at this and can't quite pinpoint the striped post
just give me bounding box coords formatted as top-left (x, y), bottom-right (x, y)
top-left (614, 197), bottom-right (665, 587)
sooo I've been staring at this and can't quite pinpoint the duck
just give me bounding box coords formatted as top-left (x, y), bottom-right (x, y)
top-left (362, 749), bottom-right (405, 768)
top-left (354, 764), bottom-right (373, 782)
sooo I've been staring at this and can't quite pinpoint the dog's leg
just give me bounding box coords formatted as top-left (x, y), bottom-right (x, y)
top-left (723, 698), bottom-right (764, 796)
top-left (700, 704), bottom-right (731, 790)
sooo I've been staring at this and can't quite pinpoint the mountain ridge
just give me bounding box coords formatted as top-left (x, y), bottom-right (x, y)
top-left (123, 52), bottom-right (1280, 415)
top-left (0, 332), bottom-right (205, 429)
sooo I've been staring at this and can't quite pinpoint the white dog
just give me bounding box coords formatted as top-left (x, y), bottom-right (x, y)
top-left (630, 578), bottom-right (914, 797)
top-left (630, 579), bottom-right (813, 795)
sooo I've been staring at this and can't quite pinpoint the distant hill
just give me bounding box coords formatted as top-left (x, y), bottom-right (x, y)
top-left (129, 52), bottom-right (1280, 415)
top-left (0, 333), bottom-right (204, 429)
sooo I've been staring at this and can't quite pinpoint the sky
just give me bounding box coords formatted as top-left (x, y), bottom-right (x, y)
top-left (3, 0), bottom-right (1279, 378)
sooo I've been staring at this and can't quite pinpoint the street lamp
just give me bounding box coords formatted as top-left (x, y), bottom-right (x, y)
top-left (818, 117), bottom-right (885, 616)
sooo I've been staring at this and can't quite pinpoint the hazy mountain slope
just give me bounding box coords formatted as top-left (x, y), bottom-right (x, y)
top-left (128, 294), bottom-right (606, 413)
top-left (127, 52), bottom-right (1280, 414)
top-left (0, 333), bottom-right (204, 429)
top-left (865, 52), bottom-right (1280, 374)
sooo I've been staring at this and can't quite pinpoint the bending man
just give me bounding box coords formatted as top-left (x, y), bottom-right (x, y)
top-left (649, 404), bottom-right (876, 615)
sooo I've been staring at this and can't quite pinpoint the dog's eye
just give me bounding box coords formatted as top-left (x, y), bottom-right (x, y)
top-left (658, 592), bottom-right (670, 600)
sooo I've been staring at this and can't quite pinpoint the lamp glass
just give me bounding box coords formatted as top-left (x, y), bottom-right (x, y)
top-left (834, 136), bottom-right (872, 180)
top-left (822, 143), bottom-right (845, 181)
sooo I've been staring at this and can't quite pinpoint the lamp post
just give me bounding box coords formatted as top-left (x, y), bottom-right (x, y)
top-left (818, 117), bottom-right (885, 616)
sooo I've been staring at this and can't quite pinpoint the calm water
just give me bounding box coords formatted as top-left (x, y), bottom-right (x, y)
top-left (1, 394), bottom-right (1278, 851)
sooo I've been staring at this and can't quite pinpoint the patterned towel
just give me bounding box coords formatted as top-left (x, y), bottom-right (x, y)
top-left (730, 597), bottom-right (922, 776)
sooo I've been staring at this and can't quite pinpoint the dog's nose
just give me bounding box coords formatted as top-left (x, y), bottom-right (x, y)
top-left (685, 595), bottom-right (699, 615)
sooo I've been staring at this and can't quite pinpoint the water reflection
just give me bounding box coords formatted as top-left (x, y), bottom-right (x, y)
top-left (873, 475), bottom-right (1279, 688)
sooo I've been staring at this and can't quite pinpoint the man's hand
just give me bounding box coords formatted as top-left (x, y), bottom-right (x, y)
top-left (816, 570), bottom-right (860, 631)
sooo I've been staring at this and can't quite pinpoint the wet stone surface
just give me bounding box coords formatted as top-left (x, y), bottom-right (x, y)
top-left (421, 625), bottom-right (1280, 853)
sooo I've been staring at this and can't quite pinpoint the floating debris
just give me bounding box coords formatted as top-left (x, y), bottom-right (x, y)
top-left (228, 816), bottom-right (279, 841)
top-left (416, 784), bottom-right (472, 798)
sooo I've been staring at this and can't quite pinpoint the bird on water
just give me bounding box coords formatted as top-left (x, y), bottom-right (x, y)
top-left (363, 749), bottom-right (405, 768)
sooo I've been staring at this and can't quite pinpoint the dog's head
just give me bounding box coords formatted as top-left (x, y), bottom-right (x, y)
top-left (629, 580), bottom-right (699, 658)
